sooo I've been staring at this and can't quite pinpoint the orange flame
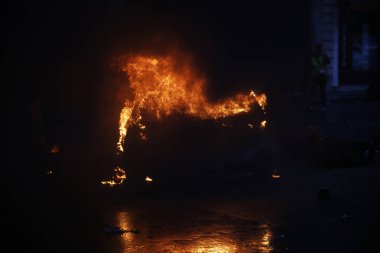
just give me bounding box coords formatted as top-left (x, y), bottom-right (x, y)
top-left (104, 52), bottom-right (267, 186)
top-left (116, 54), bottom-right (266, 152)
top-left (145, 176), bottom-right (153, 182)
top-left (101, 167), bottom-right (126, 186)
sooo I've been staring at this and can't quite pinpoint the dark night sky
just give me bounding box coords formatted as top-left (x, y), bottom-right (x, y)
top-left (1, 0), bottom-right (312, 154)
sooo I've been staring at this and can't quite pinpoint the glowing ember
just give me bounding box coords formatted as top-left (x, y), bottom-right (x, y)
top-left (101, 180), bottom-right (117, 186)
top-left (50, 145), bottom-right (60, 154)
top-left (145, 176), bottom-right (153, 182)
top-left (104, 52), bottom-right (267, 186)
top-left (260, 120), bottom-right (267, 129)
top-left (272, 170), bottom-right (280, 179)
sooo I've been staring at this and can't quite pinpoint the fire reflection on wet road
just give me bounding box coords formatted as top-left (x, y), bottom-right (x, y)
top-left (101, 201), bottom-right (276, 253)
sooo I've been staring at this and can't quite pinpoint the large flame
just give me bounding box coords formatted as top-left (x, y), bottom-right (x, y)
top-left (103, 53), bottom-right (267, 186)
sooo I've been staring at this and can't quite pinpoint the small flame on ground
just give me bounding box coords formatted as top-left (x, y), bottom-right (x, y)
top-left (101, 180), bottom-right (117, 186)
top-left (260, 120), bottom-right (267, 129)
top-left (101, 167), bottom-right (126, 186)
top-left (145, 176), bottom-right (153, 182)
top-left (259, 230), bottom-right (273, 252)
top-left (272, 170), bottom-right (280, 179)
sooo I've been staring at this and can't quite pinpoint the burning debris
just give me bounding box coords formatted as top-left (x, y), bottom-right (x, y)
top-left (103, 52), bottom-right (267, 186)
top-left (101, 167), bottom-right (126, 186)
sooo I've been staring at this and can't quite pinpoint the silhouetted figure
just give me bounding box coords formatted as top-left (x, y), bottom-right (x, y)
top-left (311, 43), bottom-right (330, 106)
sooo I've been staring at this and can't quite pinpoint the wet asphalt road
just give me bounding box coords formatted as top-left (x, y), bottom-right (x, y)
top-left (4, 91), bottom-right (380, 253)
top-left (4, 157), bottom-right (380, 253)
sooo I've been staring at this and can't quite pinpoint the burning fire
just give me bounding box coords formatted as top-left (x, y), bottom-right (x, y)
top-left (101, 167), bottom-right (126, 186)
top-left (102, 52), bottom-right (267, 186)
top-left (271, 170), bottom-right (281, 179)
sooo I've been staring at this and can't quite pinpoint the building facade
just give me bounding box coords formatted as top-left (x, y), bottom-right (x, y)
top-left (312, 0), bottom-right (380, 88)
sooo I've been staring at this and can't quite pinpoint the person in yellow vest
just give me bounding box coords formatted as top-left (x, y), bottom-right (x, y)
top-left (311, 43), bottom-right (330, 106)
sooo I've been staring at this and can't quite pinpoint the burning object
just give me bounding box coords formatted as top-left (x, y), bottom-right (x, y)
top-left (103, 52), bottom-right (267, 186)
top-left (101, 167), bottom-right (126, 186)
top-left (116, 54), bottom-right (267, 153)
